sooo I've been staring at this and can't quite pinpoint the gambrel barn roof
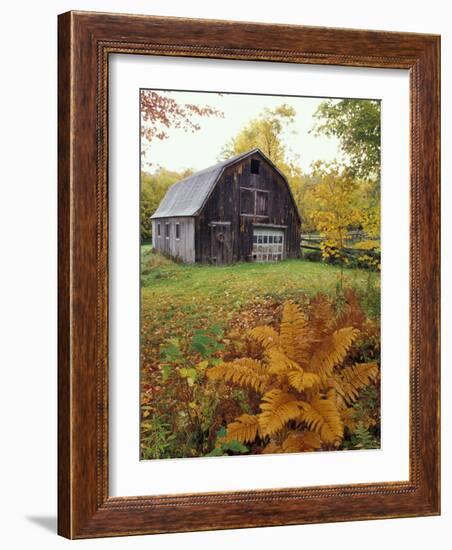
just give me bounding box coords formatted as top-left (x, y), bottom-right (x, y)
top-left (150, 148), bottom-right (300, 221)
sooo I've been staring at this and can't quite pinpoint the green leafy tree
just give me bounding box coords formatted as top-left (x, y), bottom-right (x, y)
top-left (311, 99), bottom-right (381, 182)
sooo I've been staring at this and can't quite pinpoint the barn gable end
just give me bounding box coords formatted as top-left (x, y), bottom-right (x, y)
top-left (195, 150), bottom-right (300, 263)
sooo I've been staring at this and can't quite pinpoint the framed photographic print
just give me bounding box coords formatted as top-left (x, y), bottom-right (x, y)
top-left (58, 11), bottom-right (440, 538)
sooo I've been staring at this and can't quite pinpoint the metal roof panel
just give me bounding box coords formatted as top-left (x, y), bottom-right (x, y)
top-left (150, 149), bottom-right (260, 218)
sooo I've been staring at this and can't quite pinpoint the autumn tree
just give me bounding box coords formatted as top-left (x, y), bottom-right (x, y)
top-left (307, 162), bottom-right (380, 280)
top-left (286, 165), bottom-right (319, 233)
top-left (219, 104), bottom-right (296, 170)
top-left (140, 90), bottom-right (223, 168)
top-left (310, 99), bottom-right (381, 261)
top-left (307, 162), bottom-right (361, 247)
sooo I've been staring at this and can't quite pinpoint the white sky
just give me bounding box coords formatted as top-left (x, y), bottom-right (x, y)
top-left (141, 90), bottom-right (344, 174)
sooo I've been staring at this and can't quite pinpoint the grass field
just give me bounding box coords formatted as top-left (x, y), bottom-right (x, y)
top-left (142, 243), bottom-right (379, 311)
top-left (140, 245), bottom-right (379, 373)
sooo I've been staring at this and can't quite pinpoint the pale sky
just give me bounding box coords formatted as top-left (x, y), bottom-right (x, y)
top-left (141, 90), bottom-right (344, 174)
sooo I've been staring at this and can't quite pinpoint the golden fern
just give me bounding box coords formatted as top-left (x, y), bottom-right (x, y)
top-left (258, 389), bottom-right (304, 437)
top-left (222, 414), bottom-right (260, 444)
top-left (298, 395), bottom-right (344, 445)
top-left (342, 362), bottom-right (379, 387)
top-left (287, 369), bottom-right (320, 392)
top-left (265, 348), bottom-right (300, 375)
top-left (265, 346), bottom-right (320, 391)
top-left (336, 362), bottom-right (379, 405)
top-left (208, 296), bottom-right (379, 453)
top-left (308, 294), bottom-right (334, 339)
top-left (248, 326), bottom-right (280, 350)
top-left (279, 302), bottom-right (312, 365)
top-left (341, 406), bottom-right (358, 432)
top-left (262, 441), bottom-right (282, 454)
top-left (309, 327), bottom-right (358, 382)
top-left (207, 358), bottom-right (269, 393)
top-left (335, 288), bottom-right (367, 330)
top-left (281, 430), bottom-right (322, 453)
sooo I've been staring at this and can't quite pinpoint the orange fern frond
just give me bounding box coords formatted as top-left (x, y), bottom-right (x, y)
top-left (258, 389), bottom-right (304, 437)
top-left (333, 377), bottom-right (360, 407)
top-left (341, 406), bottom-right (358, 432)
top-left (335, 288), bottom-right (367, 330)
top-left (336, 362), bottom-right (379, 405)
top-left (223, 414), bottom-right (260, 444)
top-left (308, 294), bottom-right (334, 339)
top-left (265, 348), bottom-right (320, 391)
top-left (279, 302), bottom-right (312, 365)
top-left (207, 358), bottom-right (270, 393)
top-left (287, 369), bottom-right (321, 392)
top-left (248, 326), bottom-right (280, 350)
top-left (342, 362), bottom-right (379, 387)
top-left (262, 441), bottom-right (282, 454)
top-left (265, 348), bottom-right (300, 375)
top-left (281, 430), bottom-right (322, 453)
top-left (298, 395), bottom-right (344, 445)
top-left (309, 327), bottom-right (358, 382)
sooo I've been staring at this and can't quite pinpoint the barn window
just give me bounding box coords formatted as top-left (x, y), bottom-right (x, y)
top-left (256, 191), bottom-right (268, 216)
top-left (250, 158), bottom-right (260, 174)
top-left (157, 223), bottom-right (161, 237)
top-left (175, 223), bottom-right (181, 240)
top-left (240, 188), bottom-right (255, 214)
top-left (165, 223), bottom-right (170, 238)
top-left (252, 228), bottom-right (284, 262)
top-left (240, 187), bottom-right (269, 217)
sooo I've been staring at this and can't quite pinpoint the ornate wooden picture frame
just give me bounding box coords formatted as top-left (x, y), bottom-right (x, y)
top-left (58, 11), bottom-right (440, 539)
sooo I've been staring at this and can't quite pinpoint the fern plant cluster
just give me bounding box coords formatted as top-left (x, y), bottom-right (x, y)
top-left (207, 292), bottom-right (380, 454)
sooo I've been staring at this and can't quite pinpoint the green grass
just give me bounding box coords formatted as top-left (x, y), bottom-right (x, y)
top-left (140, 246), bottom-right (380, 366)
top-left (142, 245), bottom-right (376, 303)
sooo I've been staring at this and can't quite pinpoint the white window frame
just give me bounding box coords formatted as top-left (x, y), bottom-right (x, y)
top-left (252, 228), bottom-right (285, 262)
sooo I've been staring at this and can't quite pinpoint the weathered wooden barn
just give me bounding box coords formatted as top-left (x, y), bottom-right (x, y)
top-left (150, 148), bottom-right (301, 265)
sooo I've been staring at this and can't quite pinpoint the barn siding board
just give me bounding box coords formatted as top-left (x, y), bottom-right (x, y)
top-left (152, 217), bottom-right (195, 263)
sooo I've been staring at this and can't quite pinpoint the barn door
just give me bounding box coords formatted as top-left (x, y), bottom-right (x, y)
top-left (210, 223), bottom-right (232, 265)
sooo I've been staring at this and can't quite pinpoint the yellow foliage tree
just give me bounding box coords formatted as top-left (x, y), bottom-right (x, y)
top-left (306, 163), bottom-right (362, 257)
top-left (219, 104), bottom-right (296, 169)
top-left (208, 297), bottom-right (379, 453)
top-left (305, 162), bottom-right (381, 277)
